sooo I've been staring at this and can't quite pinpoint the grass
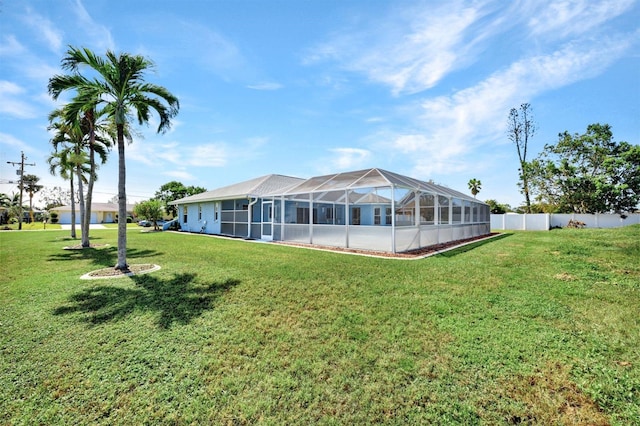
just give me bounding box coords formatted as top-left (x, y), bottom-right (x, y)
top-left (2, 221), bottom-right (61, 230)
top-left (1, 226), bottom-right (638, 425)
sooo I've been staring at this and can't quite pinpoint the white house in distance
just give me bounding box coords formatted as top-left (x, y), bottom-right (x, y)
top-left (51, 203), bottom-right (136, 224)
top-left (171, 168), bottom-right (491, 254)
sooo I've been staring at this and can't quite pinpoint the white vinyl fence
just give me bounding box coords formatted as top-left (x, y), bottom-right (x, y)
top-left (491, 213), bottom-right (640, 231)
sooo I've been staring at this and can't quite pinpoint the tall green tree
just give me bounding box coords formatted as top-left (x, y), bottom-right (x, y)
top-left (154, 181), bottom-right (207, 217)
top-left (467, 178), bottom-right (482, 199)
top-left (507, 103), bottom-right (536, 213)
top-left (47, 146), bottom-right (86, 238)
top-left (49, 46), bottom-right (179, 270)
top-left (529, 123), bottom-right (640, 213)
top-left (21, 174), bottom-right (43, 223)
top-left (134, 199), bottom-right (164, 231)
top-left (48, 107), bottom-right (108, 244)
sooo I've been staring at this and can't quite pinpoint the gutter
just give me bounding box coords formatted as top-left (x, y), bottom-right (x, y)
top-left (247, 196), bottom-right (259, 238)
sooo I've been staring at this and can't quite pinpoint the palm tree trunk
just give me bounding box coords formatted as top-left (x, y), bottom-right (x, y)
top-left (115, 124), bottom-right (128, 270)
top-left (83, 113), bottom-right (96, 248)
top-left (76, 165), bottom-right (86, 243)
top-left (69, 174), bottom-right (76, 238)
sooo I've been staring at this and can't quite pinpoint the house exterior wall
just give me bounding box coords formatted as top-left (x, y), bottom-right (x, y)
top-left (178, 202), bottom-right (221, 234)
top-left (58, 212), bottom-right (98, 224)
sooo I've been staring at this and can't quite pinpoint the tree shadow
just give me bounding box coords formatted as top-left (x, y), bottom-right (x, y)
top-left (48, 246), bottom-right (163, 268)
top-left (433, 233), bottom-right (512, 258)
top-left (53, 273), bottom-right (240, 329)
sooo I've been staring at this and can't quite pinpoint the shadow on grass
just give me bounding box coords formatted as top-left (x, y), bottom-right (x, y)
top-left (53, 273), bottom-right (240, 329)
top-left (48, 246), bottom-right (162, 268)
top-left (433, 233), bottom-right (512, 258)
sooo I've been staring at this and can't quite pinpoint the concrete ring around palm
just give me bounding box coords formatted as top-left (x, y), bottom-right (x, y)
top-left (80, 264), bottom-right (161, 280)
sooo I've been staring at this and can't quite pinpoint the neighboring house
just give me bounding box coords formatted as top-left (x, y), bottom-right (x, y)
top-left (50, 203), bottom-right (136, 224)
top-left (171, 168), bottom-right (491, 254)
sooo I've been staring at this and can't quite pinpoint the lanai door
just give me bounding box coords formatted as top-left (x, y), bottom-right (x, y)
top-left (261, 201), bottom-right (273, 241)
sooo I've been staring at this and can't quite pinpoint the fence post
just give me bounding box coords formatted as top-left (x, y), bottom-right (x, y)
top-left (545, 213), bottom-right (550, 230)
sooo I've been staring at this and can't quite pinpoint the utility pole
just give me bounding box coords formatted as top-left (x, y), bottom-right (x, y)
top-left (7, 152), bottom-right (35, 230)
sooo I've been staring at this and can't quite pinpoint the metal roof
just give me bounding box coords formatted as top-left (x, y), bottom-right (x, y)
top-left (172, 168), bottom-right (485, 205)
top-left (170, 174), bottom-right (304, 204)
top-left (272, 168), bottom-right (482, 203)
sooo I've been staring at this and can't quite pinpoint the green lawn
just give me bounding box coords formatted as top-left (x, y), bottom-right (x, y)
top-left (1, 227), bottom-right (638, 425)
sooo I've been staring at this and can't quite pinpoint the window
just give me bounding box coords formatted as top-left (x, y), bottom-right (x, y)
top-left (420, 194), bottom-right (435, 225)
top-left (313, 204), bottom-right (334, 224)
top-left (374, 207), bottom-right (381, 225)
top-left (452, 198), bottom-right (462, 223)
top-left (438, 196), bottom-right (449, 224)
top-left (198, 204), bottom-right (202, 221)
top-left (386, 207), bottom-right (392, 225)
top-left (214, 205), bottom-right (219, 222)
top-left (183, 205), bottom-right (188, 223)
top-left (351, 207), bottom-right (361, 225)
top-left (296, 207), bottom-right (309, 224)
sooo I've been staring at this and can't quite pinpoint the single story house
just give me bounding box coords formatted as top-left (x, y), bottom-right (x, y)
top-left (51, 203), bottom-right (136, 224)
top-left (171, 168), bottom-right (491, 254)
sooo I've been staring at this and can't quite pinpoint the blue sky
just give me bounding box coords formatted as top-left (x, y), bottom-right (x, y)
top-left (1, 0), bottom-right (638, 208)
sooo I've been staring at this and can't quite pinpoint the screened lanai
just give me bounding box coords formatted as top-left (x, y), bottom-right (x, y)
top-left (262, 168), bottom-right (490, 253)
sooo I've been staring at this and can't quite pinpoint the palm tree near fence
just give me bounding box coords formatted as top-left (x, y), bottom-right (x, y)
top-left (49, 46), bottom-right (179, 270)
top-left (468, 178), bottom-right (482, 199)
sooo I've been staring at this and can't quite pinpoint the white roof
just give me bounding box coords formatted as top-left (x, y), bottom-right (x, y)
top-left (51, 203), bottom-right (135, 212)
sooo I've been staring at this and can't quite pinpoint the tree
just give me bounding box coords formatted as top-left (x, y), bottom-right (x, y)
top-left (0, 193), bottom-right (12, 225)
top-left (529, 123), bottom-right (640, 214)
top-left (39, 186), bottom-right (72, 211)
top-left (49, 46), bottom-right (179, 270)
top-left (154, 181), bottom-right (207, 217)
top-left (21, 174), bottom-right (43, 223)
top-left (47, 145), bottom-right (85, 239)
top-left (484, 199), bottom-right (511, 214)
top-left (133, 200), bottom-right (164, 230)
top-left (48, 106), bottom-right (109, 243)
top-left (507, 103), bottom-right (536, 213)
top-left (2, 193), bottom-right (23, 224)
top-left (467, 178), bottom-right (482, 198)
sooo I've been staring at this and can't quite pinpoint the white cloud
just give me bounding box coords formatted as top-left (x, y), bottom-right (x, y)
top-left (72, 0), bottom-right (115, 52)
top-left (0, 81), bottom-right (38, 119)
top-left (304, 1), bottom-right (492, 95)
top-left (22, 8), bottom-right (63, 53)
top-left (528, 0), bottom-right (635, 39)
top-left (385, 33), bottom-right (635, 175)
top-left (164, 169), bottom-right (197, 181)
top-left (328, 147), bottom-right (371, 170)
top-left (247, 82), bottom-right (283, 91)
top-left (186, 144), bottom-right (228, 167)
top-left (0, 35), bottom-right (26, 56)
top-left (0, 132), bottom-right (30, 150)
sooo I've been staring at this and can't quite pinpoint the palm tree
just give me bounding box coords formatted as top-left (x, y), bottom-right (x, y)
top-left (48, 107), bottom-right (109, 244)
top-left (49, 46), bottom-right (179, 270)
top-left (21, 174), bottom-right (43, 223)
top-left (47, 145), bottom-right (89, 238)
top-left (468, 178), bottom-right (482, 199)
top-left (0, 193), bottom-right (11, 225)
